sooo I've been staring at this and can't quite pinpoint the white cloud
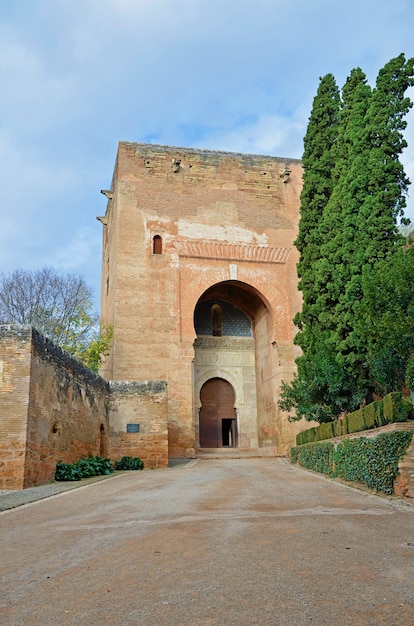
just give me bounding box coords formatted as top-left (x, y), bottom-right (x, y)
top-left (197, 113), bottom-right (305, 160)
top-left (0, 0), bottom-right (413, 306)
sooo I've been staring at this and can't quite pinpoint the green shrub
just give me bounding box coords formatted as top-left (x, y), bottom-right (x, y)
top-left (333, 438), bottom-right (370, 484)
top-left (362, 403), bottom-right (376, 429)
top-left (290, 447), bottom-right (299, 463)
top-left (333, 418), bottom-right (344, 437)
top-left (296, 427), bottom-right (317, 446)
top-left (383, 392), bottom-right (413, 423)
top-left (55, 456), bottom-right (114, 481)
top-left (293, 442), bottom-right (335, 475)
top-left (373, 400), bottom-right (385, 427)
top-left (402, 396), bottom-right (414, 421)
top-left (347, 408), bottom-right (366, 434)
top-left (333, 431), bottom-right (413, 494)
top-left (55, 461), bottom-right (82, 481)
top-left (114, 456), bottom-right (144, 470)
top-left (75, 456), bottom-right (114, 477)
top-left (297, 392), bottom-right (414, 446)
top-left (291, 430), bottom-right (413, 495)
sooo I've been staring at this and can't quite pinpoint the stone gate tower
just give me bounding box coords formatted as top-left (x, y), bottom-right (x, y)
top-left (98, 142), bottom-right (303, 458)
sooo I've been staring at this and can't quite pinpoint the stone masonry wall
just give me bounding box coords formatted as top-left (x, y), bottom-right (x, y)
top-left (109, 381), bottom-right (168, 468)
top-left (0, 325), bottom-right (32, 489)
top-left (0, 325), bottom-right (169, 489)
top-left (24, 328), bottom-right (110, 488)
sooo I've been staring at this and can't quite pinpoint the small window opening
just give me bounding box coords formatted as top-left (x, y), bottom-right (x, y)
top-left (211, 303), bottom-right (222, 336)
top-left (153, 235), bottom-right (162, 255)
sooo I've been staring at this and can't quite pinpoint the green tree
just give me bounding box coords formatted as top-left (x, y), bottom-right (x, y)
top-left (338, 54), bottom-right (413, 387)
top-left (73, 324), bottom-right (114, 373)
top-left (0, 267), bottom-right (111, 372)
top-left (280, 54), bottom-right (414, 422)
top-left (287, 70), bottom-right (370, 419)
top-left (294, 73), bottom-right (340, 349)
top-left (358, 245), bottom-right (414, 394)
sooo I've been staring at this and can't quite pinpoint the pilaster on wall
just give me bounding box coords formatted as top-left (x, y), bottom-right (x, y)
top-left (168, 342), bottom-right (195, 458)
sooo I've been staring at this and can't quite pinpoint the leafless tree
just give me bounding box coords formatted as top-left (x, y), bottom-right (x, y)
top-left (0, 267), bottom-right (98, 350)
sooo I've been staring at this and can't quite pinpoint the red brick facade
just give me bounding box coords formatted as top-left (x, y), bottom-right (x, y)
top-left (99, 143), bottom-right (307, 457)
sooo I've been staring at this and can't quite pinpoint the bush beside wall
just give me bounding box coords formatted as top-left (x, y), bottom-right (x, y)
top-left (55, 455), bottom-right (144, 481)
top-left (290, 430), bottom-right (414, 495)
top-left (290, 442), bottom-right (335, 475)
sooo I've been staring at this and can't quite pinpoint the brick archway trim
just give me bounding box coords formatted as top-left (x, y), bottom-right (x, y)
top-left (175, 241), bottom-right (290, 264)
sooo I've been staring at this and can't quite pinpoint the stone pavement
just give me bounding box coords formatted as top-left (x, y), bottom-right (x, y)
top-left (1, 458), bottom-right (414, 625)
top-left (0, 475), bottom-right (111, 512)
top-left (0, 459), bottom-right (192, 512)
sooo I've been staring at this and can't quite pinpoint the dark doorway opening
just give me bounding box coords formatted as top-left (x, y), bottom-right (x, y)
top-left (221, 418), bottom-right (236, 447)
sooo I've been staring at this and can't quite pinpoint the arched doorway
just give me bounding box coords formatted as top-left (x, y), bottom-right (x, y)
top-left (199, 378), bottom-right (237, 448)
top-left (193, 280), bottom-right (275, 451)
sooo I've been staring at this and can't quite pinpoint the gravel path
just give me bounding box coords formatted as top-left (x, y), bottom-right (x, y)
top-left (1, 458), bottom-right (413, 625)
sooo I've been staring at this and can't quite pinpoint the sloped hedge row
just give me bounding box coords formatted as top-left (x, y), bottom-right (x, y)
top-left (296, 392), bottom-right (414, 446)
top-left (290, 430), bottom-right (413, 494)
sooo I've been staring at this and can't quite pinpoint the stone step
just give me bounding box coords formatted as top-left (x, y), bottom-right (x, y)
top-left (195, 447), bottom-right (279, 459)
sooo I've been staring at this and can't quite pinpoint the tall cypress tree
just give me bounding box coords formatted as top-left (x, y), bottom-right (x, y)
top-left (315, 69), bottom-right (372, 330)
top-left (314, 68), bottom-right (373, 402)
top-left (280, 74), bottom-right (344, 423)
top-left (280, 55), bottom-right (414, 422)
top-left (294, 73), bottom-right (340, 351)
top-left (337, 54), bottom-right (413, 393)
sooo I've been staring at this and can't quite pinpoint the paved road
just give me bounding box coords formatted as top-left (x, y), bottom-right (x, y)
top-left (1, 459), bottom-right (414, 626)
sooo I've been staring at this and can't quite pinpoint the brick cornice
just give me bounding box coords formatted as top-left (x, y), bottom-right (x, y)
top-left (174, 241), bottom-right (290, 263)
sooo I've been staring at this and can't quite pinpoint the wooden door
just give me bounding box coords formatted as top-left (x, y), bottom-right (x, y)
top-left (199, 378), bottom-right (236, 447)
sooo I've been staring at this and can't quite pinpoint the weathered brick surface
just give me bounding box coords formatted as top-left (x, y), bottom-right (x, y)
top-left (395, 445), bottom-right (414, 499)
top-left (109, 381), bottom-right (168, 468)
top-left (99, 143), bottom-right (306, 457)
top-left (0, 325), bottom-right (32, 489)
top-left (0, 326), bottom-right (169, 489)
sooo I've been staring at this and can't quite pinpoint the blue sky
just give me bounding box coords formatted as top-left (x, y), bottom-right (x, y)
top-left (1, 0), bottom-right (413, 311)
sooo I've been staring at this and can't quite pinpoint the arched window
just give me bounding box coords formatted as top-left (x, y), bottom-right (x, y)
top-left (194, 299), bottom-right (252, 337)
top-left (211, 304), bottom-right (222, 337)
top-left (152, 235), bottom-right (162, 255)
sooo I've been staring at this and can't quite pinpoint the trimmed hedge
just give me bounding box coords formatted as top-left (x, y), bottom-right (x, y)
top-left (290, 430), bottom-right (414, 495)
top-left (296, 392), bottom-right (414, 446)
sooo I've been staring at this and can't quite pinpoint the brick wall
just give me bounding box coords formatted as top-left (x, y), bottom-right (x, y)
top-left (0, 325), bottom-right (31, 489)
top-left (24, 328), bottom-right (110, 488)
top-left (99, 142), bottom-right (305, 456)
top-left (109, 381), bottom-right (168, 468)
top-left (0, 325), bottom-right (169, 489)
